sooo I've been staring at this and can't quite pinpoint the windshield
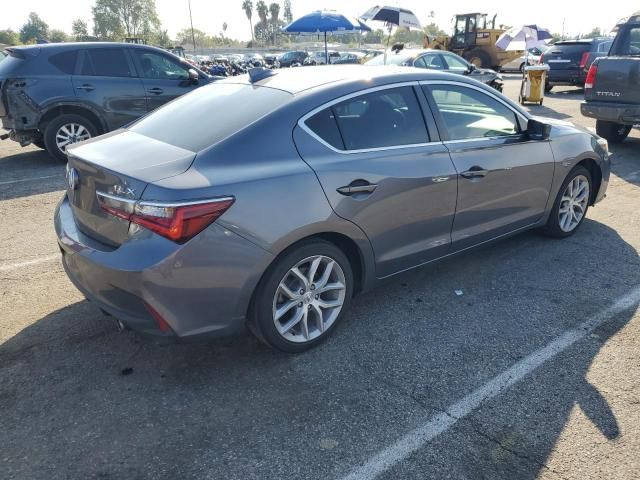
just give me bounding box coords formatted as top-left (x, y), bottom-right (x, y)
top-left (130, 82), bottom-right (292, 151)
top-left (366, 53), bottom-right (413, 66)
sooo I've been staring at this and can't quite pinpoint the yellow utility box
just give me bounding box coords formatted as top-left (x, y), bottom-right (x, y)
top-left (519, 65), bottom-right (550, 105)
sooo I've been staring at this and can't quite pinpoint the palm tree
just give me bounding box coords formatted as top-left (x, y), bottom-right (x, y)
top-left (256, 1), bottom-right (268, 24)
top-left (242, 0), bottom-right (254, 42)
top-left (268, 3), bottom-right (281, 46)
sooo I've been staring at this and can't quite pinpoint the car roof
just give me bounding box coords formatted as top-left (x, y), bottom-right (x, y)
top-left (219, 65), bottom-right (476, 95)
top-left (9, 42), bottom-right (176, 56)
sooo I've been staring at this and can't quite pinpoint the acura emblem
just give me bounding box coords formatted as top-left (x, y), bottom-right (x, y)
top-left (66, 166), bottom-right (79, 191)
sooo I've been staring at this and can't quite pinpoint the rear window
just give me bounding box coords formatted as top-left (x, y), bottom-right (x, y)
top-left (49, 50), bottom-right (78, 74)
top-left (546, 42), bottom-right (591, 55)
top-left (129, 82), bottom-right (291, 151)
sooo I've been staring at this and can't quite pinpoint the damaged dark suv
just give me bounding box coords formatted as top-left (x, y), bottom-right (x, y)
top-left (0, 42), bottom-right (212, 161)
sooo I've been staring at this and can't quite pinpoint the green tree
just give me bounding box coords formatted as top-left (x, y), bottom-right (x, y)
top-left (71, 19), bottom-right (89, 40)
top-left (363, 28), bottom-right (385, 44)
top-left (0, 29), bottom-right (20, 45)
top-left (92, 0), bottom-right (161, 41)
top-left (254, 1), bottom-right (269, 44)
top-left (283, 0), bottom-right (292, 24)
top-left (582, 27), bottom-right (602, 39)
top-left (49, 29), bottom-right (69, 43)
top-left (176, 27), bottom-right (211, 48)
top-left (19, 12), bottom-right (49, 43)
top-left (242, 0), bottom-right (254, 42)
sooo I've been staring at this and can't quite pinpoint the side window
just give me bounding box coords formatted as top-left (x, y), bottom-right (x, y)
top-left (597, 41), bottom-right (612, 54)
top-left (134, 50), bottom-right (189, 80)
top-left (413, 56), bottom-right (427, 68)
top-left (305, 108), bottom-right (344, 150)
top-left (442, 54), bottom-right (469, 73)
top-left (48, 50), bottom-right (78, 74)
top-left (427, 84), bottom-right (519, 141)
top-left (422, 54), bottom-right (445, 70)
top-left (305, 86), bottom-right (429, 151)
top-left (81, 48), bottom-right (133, 77)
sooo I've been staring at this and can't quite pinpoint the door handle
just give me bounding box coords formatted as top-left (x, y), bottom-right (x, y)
top-left (147, 87), bottom-right (164, 95)
top-left (460, 166), bottom-right (489, 179)
top-left (75, 84), bottom-right (94, 91)
top-left (337, 181), bottom-right (377, 196)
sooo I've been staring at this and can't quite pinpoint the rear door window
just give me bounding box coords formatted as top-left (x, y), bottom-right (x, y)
top-left (426, 84), bottom-right (520, 141)
top-left (304, 86), bottom-right (429, 151)
top-left (48, 50), bottom-right (79, 74)
top-left (81, 48), bottom-right (133, 77)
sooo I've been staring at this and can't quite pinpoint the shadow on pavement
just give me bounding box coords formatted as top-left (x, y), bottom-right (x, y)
top-left (609, 135), bottom-right (640, 188)
top-left (0, 148), bottom-right (65, 201)
top-left (1, 220), bottom-right (638, 479)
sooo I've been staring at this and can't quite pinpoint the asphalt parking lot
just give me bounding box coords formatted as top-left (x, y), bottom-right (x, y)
top-left (2, 76), bottom-right (640, 480)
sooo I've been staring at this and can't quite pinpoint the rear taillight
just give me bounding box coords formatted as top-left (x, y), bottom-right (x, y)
top-left (585, 64), bottom-right (598, 90)
top-left (579, 52), bottom-right (590, 69)
top-left (96, 192), bottom-right (234, 243)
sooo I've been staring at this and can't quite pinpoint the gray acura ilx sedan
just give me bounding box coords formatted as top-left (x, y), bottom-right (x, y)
top-left (55, 66), bottom-right (610, 352)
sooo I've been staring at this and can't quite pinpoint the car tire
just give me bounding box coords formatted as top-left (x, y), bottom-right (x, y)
top-left (541, 166), bottom-right (592, 238)
top-left (249, 240), bottom-right (353, 353)
top-left (43, 114), bottom-right (98, 162)
top-left (32, 136), bottom-right (45, 150)
top-left (596, 120), bottom-right (631, 144)
top-left (519, 63), bottom-right (525, 74)
top-left (545, 83), bottom-right (553, 93)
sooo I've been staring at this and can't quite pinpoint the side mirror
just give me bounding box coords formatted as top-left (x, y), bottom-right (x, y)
top-left (467, 63), bottom-right (476, 72)
top-left (527, 118), bottom-right (551, 140)
top-left (188, 68), bottom-right (199, 83)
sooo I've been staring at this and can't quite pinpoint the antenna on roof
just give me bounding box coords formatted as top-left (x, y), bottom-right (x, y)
top-left (248, 67), bottom-right (277, 83)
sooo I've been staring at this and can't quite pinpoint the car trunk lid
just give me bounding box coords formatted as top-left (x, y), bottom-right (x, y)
top-left (66, 130), bottom-right (196, 247)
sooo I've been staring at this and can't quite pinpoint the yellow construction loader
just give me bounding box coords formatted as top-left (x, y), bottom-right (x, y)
top-left (425, 13), bottom-right (522, 70)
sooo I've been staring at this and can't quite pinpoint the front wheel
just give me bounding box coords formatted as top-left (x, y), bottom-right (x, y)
top-left (541, 166), bottom-right (592, 238)
top-left (596, 120), bottom-right (631, 144)
top-left (249, 240), bottom-right (353, 353)
top-left (43, 114), bottom-right (98, 162)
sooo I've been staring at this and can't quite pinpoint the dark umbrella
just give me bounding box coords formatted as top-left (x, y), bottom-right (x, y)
top-left (360, 5), bottom-right (422, 64)
top-left (282, 10), bottom-right (371, 64)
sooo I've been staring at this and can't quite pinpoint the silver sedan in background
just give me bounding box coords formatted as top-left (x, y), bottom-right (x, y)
top-left (55, 66), bottom-right (610, 352)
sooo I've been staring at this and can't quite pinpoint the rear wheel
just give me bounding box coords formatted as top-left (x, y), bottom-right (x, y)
top-left (542, 166), bottom-right (592, 238)
top-left (249, 240), bottom-right (353, 353)
top-left (43, 114), bottom-right (98, 162)
top-left (466, 49), bottom-right (491, 68)
top-left (596, 120), bottom-right (631, 144)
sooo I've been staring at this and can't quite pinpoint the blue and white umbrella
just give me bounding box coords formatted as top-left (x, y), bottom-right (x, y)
top-left (496, 25), bottom-right (553, 51)
top-left (283, 11), bottom-right (371, 64)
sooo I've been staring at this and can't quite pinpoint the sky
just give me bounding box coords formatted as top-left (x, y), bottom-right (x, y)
top-left (2, 0), bottom-right (637, 41)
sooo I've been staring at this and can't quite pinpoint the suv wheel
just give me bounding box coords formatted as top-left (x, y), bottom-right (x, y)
top-left (249, 240), bottom-right (353, 353)
top-left (596, 120), bottom-right (631, 144)
top-left (43, 114), bottom-right (98, 162)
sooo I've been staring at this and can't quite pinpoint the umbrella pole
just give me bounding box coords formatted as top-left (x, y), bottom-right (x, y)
top-left (325, 32), bottom-right (328, 64)
top-left (384, 24), bottom-right (392, 65)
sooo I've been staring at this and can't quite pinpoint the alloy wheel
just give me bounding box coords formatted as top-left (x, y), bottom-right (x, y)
top-left (558, 175), bottom-right (590, 233)
top-left (272, 255), bottom-right (346, 343)
top-left (55, 123), bottom-right (91, 153)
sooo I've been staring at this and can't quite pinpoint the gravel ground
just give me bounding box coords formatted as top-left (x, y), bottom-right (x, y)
top-left (1, 76), bottom-right (639, 480)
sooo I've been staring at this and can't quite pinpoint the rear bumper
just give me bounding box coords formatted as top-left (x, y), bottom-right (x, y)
top-left (581, 101), bottom-right (640, 125)
top-left (547, 69), bottom-right (586, 86)
top-left (55, 195), bottom-right (274, 339)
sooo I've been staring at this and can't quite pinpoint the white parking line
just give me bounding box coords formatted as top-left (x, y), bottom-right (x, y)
top-left (0, 254), bottom-right (59, 272)
top-left (0, 174), bottom-right (60, 186)
top-left (339, 286), bottom-right (640, 480)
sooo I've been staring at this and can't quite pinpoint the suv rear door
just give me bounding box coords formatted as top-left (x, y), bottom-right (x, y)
top-left (129, 48), bottom-right (202, 112)
top-left (72, 47), bottom-right (147, 130)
